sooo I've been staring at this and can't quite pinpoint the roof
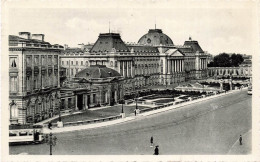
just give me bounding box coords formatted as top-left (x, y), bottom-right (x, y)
top-left (182, 40), bottom-right (204, 53)
top-left (75, 65), bottom-right (122, 79)
top-left (138, 29), bottom-right (174, 46)
top-left (90, 33), bottom-right (129, 53)
top-left (9, 35), bottom-right (63, 48)
top-left (63, 48), bottom-right (84, 53)
top-left (165, 49), bottom-right (185, 56)
top-left (127, 45), bottom-right (159, 53)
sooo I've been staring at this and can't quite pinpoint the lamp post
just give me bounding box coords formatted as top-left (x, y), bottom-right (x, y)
top-left (119, 99), bottom-right (125, 118)
top-left (44, 132), bottom-right (57, 155)
top-left (121, 103), bottom-right (124, 114)
top-left (56, 93), bottom-right (63, 127)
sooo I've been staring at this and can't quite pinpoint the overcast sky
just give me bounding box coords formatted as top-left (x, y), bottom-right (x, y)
top-left (7, 0), bottom-right (258, 55)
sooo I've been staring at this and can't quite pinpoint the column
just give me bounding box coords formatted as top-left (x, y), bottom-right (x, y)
top-left (122, 61), bottom-right (125, 77)
top-left (178, 59), bottom-right (180, 72)
top-left (175, 60), bottom-right (177, 72)
top-left (182, 60), bottom-right (184, 71)
top-left (171, 60), bottom-right (173, 73)
top-left (167, 60), bottom-right (171, 74)
top-left (131, 61), bottom-right (134, 77)
top-left (180, 60), bottom-right (182, 72)
top-left (75, 95), bottom-right (78, 110)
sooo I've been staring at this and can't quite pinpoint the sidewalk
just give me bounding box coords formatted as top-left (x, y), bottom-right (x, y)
top-left (44, 88), bottom-right (248, 134)
top-left (227, 130), bottom-right (252, 154)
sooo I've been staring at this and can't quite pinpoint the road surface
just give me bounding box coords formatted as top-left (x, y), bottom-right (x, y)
top-left (10, 90), bottom-right (251, 155)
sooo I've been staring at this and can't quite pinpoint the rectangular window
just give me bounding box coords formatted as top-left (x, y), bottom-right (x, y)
top-left (68, 98), bottom-right (72, 108)
top-left (76, 61), bottom-right (78, 65)
top-left (53, 56), bottom-right (58, 65)
top-left (9, 57), bottom-right (18, 68)
top-left (67, 61), bottom-right (69, 65)
top-left (62, 61), bottom-right (64, 65)
top-left (26, 76), bottom-right (30, 91)
top-left (71, 61), bottom-right (73, 65)
top-left (34, 78), bottom-right (37, 89)
top-left (93, 94), bottom-right (96, 104)
top-left (34, 56), bottom-right (39, 66)
top-left (48, 56), bottom-right (52, 65)
top-left (61, 99), bottom-right (65, 110)
top-left (71, 69), bottom-right (73, 76)
top-left (41, 56), bottom-right (45, 65)
top-left (10, 76), bottom-right (18, 92)
top-left (81, 61), bottom-right (83, 65)
top-left (26, 56), bottom-right (32, 67)
top-left (76, 69), bottom-right (78, 73)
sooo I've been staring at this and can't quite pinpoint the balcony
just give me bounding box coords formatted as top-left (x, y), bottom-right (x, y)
top-left (26, 67), bottom-right (32, 76)
top-left (34, 66), bottom-right (39, 74)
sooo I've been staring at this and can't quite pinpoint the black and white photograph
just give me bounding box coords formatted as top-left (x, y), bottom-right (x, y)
top-left (1, 0), bottom-right (260, 161)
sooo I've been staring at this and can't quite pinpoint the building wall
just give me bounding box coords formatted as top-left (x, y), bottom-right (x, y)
top-left (9, 36), bottom-right (63, 125)
top-left (60, 45), bottom-right (208, 94)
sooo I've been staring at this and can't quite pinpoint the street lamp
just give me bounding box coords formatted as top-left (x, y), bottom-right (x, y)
top-left (44, 132), bottom-right (57, 155)
top-left (119, 99), bottom-right (124, 113)
top-left (58, 98), bottom-right (61, 122)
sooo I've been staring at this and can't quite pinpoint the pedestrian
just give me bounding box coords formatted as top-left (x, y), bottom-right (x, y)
top-left (48, 122), bottom-right (52, 130)
top-left (134, 109), bottom-right (137, 116)
top-left (154, 145), bottom-right (159, 155)
top-left (239, 135), bottom-right (242, 145)
top-left (150, 136), bottom-right (153, 147)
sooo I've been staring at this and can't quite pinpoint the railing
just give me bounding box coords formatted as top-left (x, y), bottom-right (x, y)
top-left (138, 90), bottom-right (229, 114)
top-left (61, 115), bottom-right (122, 127)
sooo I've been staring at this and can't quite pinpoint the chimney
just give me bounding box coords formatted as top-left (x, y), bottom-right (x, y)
top-left (19, 32), bottom-right (31, 39)
top-left (64, 44), bottom-right (68, 50)
top-left (31, 34), bottom-right (45, 41)
top-left (78, 43), bottom-right (85, 50)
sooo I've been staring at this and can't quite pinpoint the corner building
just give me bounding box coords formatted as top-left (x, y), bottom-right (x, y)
top-left (60, 29), bottom-right (208, 99)
top-left (9, 32), bottom-right (63, 125)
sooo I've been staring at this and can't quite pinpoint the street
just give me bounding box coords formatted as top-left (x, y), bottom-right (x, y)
top-left (10, 90), bottom-right (251, 155)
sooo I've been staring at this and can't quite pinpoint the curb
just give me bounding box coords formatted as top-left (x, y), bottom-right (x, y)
top-left (45, 89), bottom-right (247, 134)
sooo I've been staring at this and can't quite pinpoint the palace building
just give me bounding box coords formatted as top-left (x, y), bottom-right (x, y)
top-left (60, 29), bottom-right (208, 110)
top-left (9, 32), bottom-right (63, 125)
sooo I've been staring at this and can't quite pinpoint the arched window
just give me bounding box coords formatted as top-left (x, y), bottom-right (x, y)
top-left (35, 100), bottom-right (39, 114)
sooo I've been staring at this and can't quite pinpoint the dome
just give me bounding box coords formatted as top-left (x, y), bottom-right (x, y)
top-left (75, 65), bottom-right (121, 79)
top-left (138, 29), bottom-right (174, 46)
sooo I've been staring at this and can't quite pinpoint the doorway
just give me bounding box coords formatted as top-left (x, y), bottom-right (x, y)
top-left (77, 94), bottom-right (83, 110)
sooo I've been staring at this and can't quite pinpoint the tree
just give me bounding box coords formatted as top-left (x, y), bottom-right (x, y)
top-left (208, 53), bottom-right (245, 67)
top-left (231, 54), bottom-right (244, 67)
top-left (213, 53), bottom-right (231, 67)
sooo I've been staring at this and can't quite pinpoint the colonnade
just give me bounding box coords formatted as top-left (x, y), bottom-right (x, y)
top-left (120, 61), bottom-right (134, 78)
top-left (167, 59), bottom-right (184, 73)
top-left (200, 58), bottom-right (207, 70)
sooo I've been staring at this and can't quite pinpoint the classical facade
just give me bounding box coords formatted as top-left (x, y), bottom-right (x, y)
top-left (9, 32), bottom-right (63, 125)
top-left (60, 29), bottom-right (208, 97)
top-left (60, 65), bottom-right (124, 110)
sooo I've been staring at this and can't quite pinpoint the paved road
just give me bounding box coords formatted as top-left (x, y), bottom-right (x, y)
top-left (10, 90), bottom-right (251, 155)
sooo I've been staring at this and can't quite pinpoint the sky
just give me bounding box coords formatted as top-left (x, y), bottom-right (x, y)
top-left (6, 0), bottom-right (259, 55)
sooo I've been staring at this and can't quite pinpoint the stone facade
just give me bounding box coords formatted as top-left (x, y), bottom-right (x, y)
top-left (9, 33), bottom-right (63, 125)
top-left (60, 29), bottom-right (208, 95)
top-left (61, 65), bottom-right (124, 110)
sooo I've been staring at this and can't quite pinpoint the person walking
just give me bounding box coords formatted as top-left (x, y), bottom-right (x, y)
top-left (154, 145), bottom-right (159, 155)
top-left (239, 135), bottom-right (243, 145)
top-left (134, 109), bottom-right (137, 116)
top-left (48, 122), bottom-right (52, 130)
top-left (150, 136), bottom-right (153, 147)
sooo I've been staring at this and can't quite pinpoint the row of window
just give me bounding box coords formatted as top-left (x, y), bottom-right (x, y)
top-left (26, 55), bottom-right (58, 67)
top-left (61, 60), bottom-right (119, 67)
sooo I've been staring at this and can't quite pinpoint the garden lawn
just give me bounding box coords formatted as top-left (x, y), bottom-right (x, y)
top-left (154, 98), bottom-right (174, 104)
top-left (51, 105), bottom-right (150, 123)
